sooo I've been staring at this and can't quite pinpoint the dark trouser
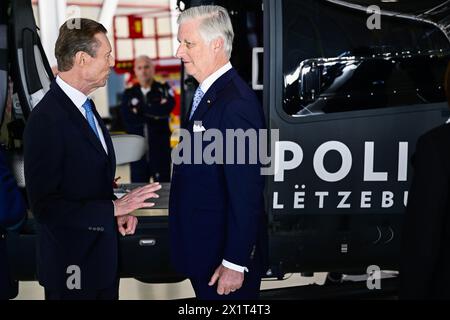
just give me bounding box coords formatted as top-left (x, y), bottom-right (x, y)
top-left (0, 236), bottom-right (18, 300)
top-left (130, 140), bottom-right (171, 183)
top-left (44, 280), bottom-right (119, 300)
top-left (148, 131), bottom-right (171, 182)
top-left (130, 157), bottom-right (151, 183)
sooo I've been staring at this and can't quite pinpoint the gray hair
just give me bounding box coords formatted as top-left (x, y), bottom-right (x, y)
top-left (134, 55), bottom-right (153, 65)
top-left (177, 5), bottom-right (234, 59)
top-left (55, 18), bottom-right (107, 72)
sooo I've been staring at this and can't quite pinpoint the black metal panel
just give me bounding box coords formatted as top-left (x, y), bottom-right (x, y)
top-left (0, 0), bottom-right (8, 128)
top-left (118, 216), bottom-right (185, 283)
top-left (10, 0), bottom-right (54, 120)
top-left (264, 0), bottom-right (450, 274)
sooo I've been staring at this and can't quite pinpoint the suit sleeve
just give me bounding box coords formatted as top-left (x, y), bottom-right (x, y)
top-left (400, 134), bottom-right (448, 299)
top-left (24, 112), bottom-right (114, 232)
top-left (221, 98), bottom-right (265, 268)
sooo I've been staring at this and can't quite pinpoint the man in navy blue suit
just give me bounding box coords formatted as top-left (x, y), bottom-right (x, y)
top-left (24, 18), bottom-right (161, 300)
top-left (169, 5), bottom-right (266, 299)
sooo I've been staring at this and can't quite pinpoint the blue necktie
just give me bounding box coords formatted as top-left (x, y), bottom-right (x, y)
top-left (189, 87), bottom-right (204, 120)
top-left (82, 99), bottom-right (100, 139)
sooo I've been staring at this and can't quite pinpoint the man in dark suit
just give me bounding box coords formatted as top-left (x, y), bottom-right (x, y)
top-left (169, 5), bottom-right (266, 299)
top-left (400, 64), bottom-right (450, 299)
top-left (24, 18), bottom-right (161, 300)
top-left (1, 146), bottom-right (27, 300)
top-left (120, 55), bottom-right (175, 183)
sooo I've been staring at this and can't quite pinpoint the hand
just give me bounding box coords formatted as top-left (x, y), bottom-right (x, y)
top-left (208, 265), bottom-right (244, 295)
top-left (117, 215), bottom-right (138, 236)
top-left (113, 182), bottom-right (162, 217)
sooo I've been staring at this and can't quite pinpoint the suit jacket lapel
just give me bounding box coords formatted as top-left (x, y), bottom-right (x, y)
top-left (189, 68), bottom-right (237, 123)
top-left (50, 81), bottom-right (109, 159)
top-left (190, 93), bottom-right (213, 123)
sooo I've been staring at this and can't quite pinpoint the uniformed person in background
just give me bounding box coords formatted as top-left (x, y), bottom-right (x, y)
top-left (120, 55), bottom-right (175, 183)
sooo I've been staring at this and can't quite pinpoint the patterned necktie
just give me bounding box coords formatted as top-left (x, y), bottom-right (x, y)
top-left (82, 99), bottom-right (100, 139)
top-left (189, 87), bottom-right (204, 120)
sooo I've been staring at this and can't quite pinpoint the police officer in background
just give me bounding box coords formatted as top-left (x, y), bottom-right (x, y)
top-left (120, 55), bottom-right (175, 182)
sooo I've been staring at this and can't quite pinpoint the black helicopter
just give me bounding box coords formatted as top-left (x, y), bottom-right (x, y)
top-left (1, 0), bottom-right (449, 298)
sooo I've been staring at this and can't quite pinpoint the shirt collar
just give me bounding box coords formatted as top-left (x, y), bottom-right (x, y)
top-left (199, 62), bottom-right (232, 94)
top-left (56, 76), bottom-right (89, 110)
top-left (141, 86), bottom-right (151, 96)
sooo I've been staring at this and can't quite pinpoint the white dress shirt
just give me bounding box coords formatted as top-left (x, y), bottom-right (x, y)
top-left (140, 86), bottom-right (151, 97)
top-left (199, 62), bottom-right (232, 95)
top-left (56, 76), bottom-right (108, 154)
top-left (198, 62), bottom-right (248, 273)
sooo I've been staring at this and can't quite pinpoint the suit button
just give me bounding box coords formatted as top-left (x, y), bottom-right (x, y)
top-left (99, 227), bottom-right (104, 232)
top-left (88, 227), bottom-right (92, 231)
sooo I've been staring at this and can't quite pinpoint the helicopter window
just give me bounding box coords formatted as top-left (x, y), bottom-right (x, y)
top-left (282, 0), bottom-right (450, 116)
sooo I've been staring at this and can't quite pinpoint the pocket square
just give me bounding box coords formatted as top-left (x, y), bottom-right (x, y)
top-left (193, 124), bottom-right (206, 132)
